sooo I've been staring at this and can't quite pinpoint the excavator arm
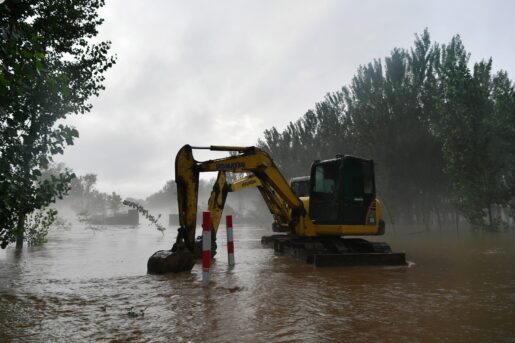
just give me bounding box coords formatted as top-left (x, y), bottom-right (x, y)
top-left (206, 172), bottom-right (261, 237)
top-left (172, 145), bottom-right (305, 262)
top-left (207, 172), bottom-right (291, 238)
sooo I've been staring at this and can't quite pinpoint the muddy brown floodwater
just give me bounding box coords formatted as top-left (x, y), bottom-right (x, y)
top-left (1, 223), bottom-right (514, 342)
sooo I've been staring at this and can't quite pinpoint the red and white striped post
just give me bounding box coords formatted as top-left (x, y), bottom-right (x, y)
top-left (202, 211), bottom-right (211, 286)
top-left (226, 215), bottom-right (235, 266)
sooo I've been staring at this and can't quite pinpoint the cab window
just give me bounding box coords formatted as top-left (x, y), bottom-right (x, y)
top-left (313, 163), bottom-right (338, 195)
top-left (292, 180), bottom-right (310, 197)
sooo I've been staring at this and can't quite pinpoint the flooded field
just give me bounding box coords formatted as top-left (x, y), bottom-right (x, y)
top-left (1, 223), bottom-right (514, 342)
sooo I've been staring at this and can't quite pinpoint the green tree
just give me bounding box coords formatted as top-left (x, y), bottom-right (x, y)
top-left (107, 192), bottom-right (122, 215)
top-left (0, 0), bottom-right (115, 248)
top-left (67, 173), bottom-right (111, 215)
top-left (258, 29), bottom-right (515, 230)
top-left (435, 36), bottom-right (515, 228)
top-left (258, 92), bottom-right (350, 180)
top-left (491, 71), bottom-right (515, 207)
top-left (145, 180), bottom-right (177, 209)
top-left (342, 31), bottom-right (448, 226)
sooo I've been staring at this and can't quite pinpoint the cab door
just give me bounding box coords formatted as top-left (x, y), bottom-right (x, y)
top-left (309, 160), bottom-right (341, 224)
top-left (340, 157), bottom-right (375, 225)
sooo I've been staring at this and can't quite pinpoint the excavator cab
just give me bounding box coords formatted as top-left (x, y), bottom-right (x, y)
top-left (290, 176), bottom-right (310, 197)
top-left (309, 156), bottom-right (375, 226)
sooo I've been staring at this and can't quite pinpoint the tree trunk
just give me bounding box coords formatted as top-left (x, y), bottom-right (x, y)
top-left (487, 204), bottom-right (493, 229)
top-left (436, 206), bottom-right (442, 233)
top-left (454, 210), bottom-right (460, 237)
top-left (15, 214), bottom-right (25, 249)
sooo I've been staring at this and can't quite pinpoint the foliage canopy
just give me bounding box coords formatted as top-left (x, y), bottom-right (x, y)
top-left (259, 29), bottom-right (515, 230)
top-left (0, 0), bottom-right (115, 247)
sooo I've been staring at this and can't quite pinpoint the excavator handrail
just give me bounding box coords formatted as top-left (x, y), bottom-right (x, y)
top-left (190, 145), bottom-right (256, 153)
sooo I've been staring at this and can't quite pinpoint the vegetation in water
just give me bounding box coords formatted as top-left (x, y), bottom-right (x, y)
top-left (122, 200), bottom-right (166, 232)
top-left (127, 305), bottom-right (149, 318)
top-left (23, 208), bottom-right (57, 246)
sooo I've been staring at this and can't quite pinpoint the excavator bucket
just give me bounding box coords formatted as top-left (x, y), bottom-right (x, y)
top-left (147, 246), bottom-right (195, 274)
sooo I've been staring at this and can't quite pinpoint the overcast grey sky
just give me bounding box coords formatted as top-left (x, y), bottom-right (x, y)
top-left (56, 0), bottom-right (515, 199)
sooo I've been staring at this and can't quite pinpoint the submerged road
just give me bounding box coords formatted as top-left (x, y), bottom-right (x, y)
top-left (1, 223), bottom-right (514, 342)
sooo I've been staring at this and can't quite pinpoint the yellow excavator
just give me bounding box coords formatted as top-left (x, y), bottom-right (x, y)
top-left (148, 144), bottom-right (405, 274)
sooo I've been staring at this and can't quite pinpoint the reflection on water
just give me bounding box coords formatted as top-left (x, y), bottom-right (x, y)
top-left (1, 224), bottom-right (514, 342)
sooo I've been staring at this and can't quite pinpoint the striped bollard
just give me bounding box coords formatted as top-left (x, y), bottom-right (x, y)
top-left (226, 215), bottom-right (235, 266)
top-left (202, 211), bottom-right (211, 286)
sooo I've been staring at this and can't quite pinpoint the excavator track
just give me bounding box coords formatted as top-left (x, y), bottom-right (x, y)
top-left (261, 235), bottom-right (407, 267)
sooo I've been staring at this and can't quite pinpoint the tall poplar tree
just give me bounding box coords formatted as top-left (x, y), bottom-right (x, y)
top-left (0, 0), bottom-right (115, 248)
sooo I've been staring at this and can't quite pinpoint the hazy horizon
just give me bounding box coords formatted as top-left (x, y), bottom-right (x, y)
top-left (55, 0), bottom-right (515, 199)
